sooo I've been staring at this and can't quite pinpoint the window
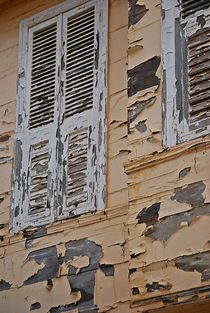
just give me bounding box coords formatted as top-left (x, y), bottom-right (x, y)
top-left (162, 0), bottom-right (210, 147)
top-left (11, 0), bottom-right (107, 233)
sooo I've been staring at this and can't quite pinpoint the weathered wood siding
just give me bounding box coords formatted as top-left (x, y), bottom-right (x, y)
top-left (126, 0), bottom-right (210, 312)
top-left (0, 0), bottom-right (210, 312)
top-left (0, 0), bottom-right (129, 312)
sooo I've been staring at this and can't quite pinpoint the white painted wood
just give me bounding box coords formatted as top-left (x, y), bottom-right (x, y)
top-left (162, 0), bottom-right (210, 147)
top-left (162, 0), bottom-right (180, 147)
top-left (11, 0), bottom-right (108, 233)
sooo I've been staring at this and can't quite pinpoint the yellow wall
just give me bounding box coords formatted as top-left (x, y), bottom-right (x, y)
top-left (0, 0), bottom-right (210, 312)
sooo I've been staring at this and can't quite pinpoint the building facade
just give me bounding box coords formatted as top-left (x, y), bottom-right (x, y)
top-left (0, 0), bottom-right (210, 312)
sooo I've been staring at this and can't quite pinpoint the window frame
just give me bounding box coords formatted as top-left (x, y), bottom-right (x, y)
top-left (11, 0), bottom-right (108, 233)
top-left (162, 0), bottom-right (210, 147)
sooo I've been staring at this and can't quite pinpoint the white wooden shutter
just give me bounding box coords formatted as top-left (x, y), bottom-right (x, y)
top-left (57, 0), bottom-right (107, 218)
top-left (162, 0), bottom-right (210, 146)
top-left (12, 17), bottom-right (61, 232)
top-left (12, 0), bottom-right (107, 232)
top-left (181, 0), bottom-right (210, 19)
top-left (180, 1), bottom-right (210, 141)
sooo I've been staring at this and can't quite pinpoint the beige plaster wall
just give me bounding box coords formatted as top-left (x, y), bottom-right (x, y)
top-left (0, 0), bottom-right (210, 312)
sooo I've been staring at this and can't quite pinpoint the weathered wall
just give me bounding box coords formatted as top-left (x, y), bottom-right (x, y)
top-left (0, 0), bottom-right (130, 312)
top-left (126, 0), bottom-right (210, 312)
top-left (1, 0), bottom-right (210, 312)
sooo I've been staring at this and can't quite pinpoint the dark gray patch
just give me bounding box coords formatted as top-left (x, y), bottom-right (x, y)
top-left (128, 57), bottom-right (160, 97)
top-left (179, 167), bottom-right (191, 179)
top-left (0, 135), bottom-right (10, 142)
top-left (0, 280), bottom-right (11, 292)
top-left (137, 203), bottom-right (160, 226)
top-left (146, 281), bottom-right (172, 292)
top-left (23, 227), bottom-right (47, 240)
top-left (24, 246), bottom-right (59, 285)
top-left (197, 15), bottom-right (206, 28)
top-left (136, 120), bottom-right (147, 133)
top-left (175, 251), bottom-right (210, 282)
top-left (128, 97), bottom-right (156, 124)
top-left (129, 268), bottom-right (137, 277)
top-left (50, 305), bottom-right (98, 313)
top-left (100, 264), bottom-right (115, 276)
top-left (95, 33), bottom-right (99, 70)
top-left (47, 279), bottom-right (53, 290)
top-left (145, 203), bottom-right (210, 241)
top-left (132, 287), bottom-right (140, 295)
top-left (171, 181), bottom-right (205, 207)
top-left (30, 302), bottom-right (41, 311)
top-left (68, 271), bottom-right (96, 308)
top-left (64, 239), bottom-right (101, 274)
top-left (49, 304), bottom-right (76, 313)
top-left (14, 206), bottom-right (19, 217)
top-left (14, 140), bottom-right (23, 188)
top-left (128, 0), bottom-right (148, 28)
top-left (65, 239), bottom-right (102, 311)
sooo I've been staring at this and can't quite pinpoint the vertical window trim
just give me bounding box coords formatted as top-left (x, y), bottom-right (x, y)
top-left (11, 0), bottom-right (108, 233)
top-left (162, 0), bottom-right (210, 147)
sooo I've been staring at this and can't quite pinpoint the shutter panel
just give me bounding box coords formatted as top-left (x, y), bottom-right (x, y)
top-left (65, 8), bottom-right (95, 118)
top-left (181, 0), bottom-right (210, 19)
top-left (57, 1), bottom-right (107, 218)
top-left (188, 28), bottom-right (210, 126)
top-left (179, 3), bottom-right (210, 139)
top-left (29, 24), bottom-right (57, 128)
top-left (12, 17), bottom-right (61, 232)
top-left (29, 141), bottom-right (49, 214)
top-left (67, 128), bottom-right (89, 208)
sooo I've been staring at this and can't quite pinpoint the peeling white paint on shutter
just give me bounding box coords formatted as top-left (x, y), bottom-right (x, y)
top-left (188, 28), bottom-right (210, 126)
top-left (163, 0), bottom-right (210, 146)
top-left (65, 8), bottom-right (95, 118)
top-left (181, 0), bottom-right (210, 19)
top-left (11, 0), bottom-right (107, 232)
top-left (57, 0), bottom-right (107, 218)
top-left (29, 24), bottom-right (57, 128)
top-left (11, 16), bottom-right (61, 233)
top-left (29, 141), bottom-right (49, 215)
top-left (66, 128), bottom-right (88, 208)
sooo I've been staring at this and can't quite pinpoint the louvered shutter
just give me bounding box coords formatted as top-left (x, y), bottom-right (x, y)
top-left (12, 0), bottom-right (107, 232)
top-left (57, 1), bottom-right (107, 218)
top-left (179, 1), bottom-right (210, 140)
top-left (181, 0), bottom-right (210, 19)
top-left (12, 17), bottom-right (61, 232)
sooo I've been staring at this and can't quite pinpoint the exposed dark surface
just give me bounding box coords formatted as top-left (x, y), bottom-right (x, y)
top-left (30, 302), bottom-right (41, 311)
top-left (145, 203), bottom-right (210, 241)
top-left (137, 203), bottom-right (160, 226)
top-left (128, 57), bottom-right (160, 97)
top-left (179, 167), bottom-right (191, 179)
top-left (0, 279), bottom-right (11, 291)
top-left (100, 264), bottom-right (115, 276)
top-left (132, 287), bottom-right (140, 295)
top-left (171, 181), bottom-right (205, 207)
top-left (175, 251), bottom-right (210, 281)
top-left (128, 97), bottom-right (156, 124)
top-left (128, 0), bottom-right (148, 27)
top-left (146, 282), bottom-right (172, 292)
top-left (24, 246), bottom-right (59, 285)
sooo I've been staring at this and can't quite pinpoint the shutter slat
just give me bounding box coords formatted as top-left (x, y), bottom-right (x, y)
top-left (181, 0), bottom-right (210, 18)
top-left (64, 8), bottom-right (95, 118)
top-left (188, 27), bottom-right (210, 123)
top-left (66, 128), bottom-right (88, 208)
top-left (29, 23), bottom-right (57, 129)
top-left (29, 141), bottom-right (49, 215)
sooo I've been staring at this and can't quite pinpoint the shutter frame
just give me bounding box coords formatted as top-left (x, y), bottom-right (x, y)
top-left (11, 16), bottom-right (62, 233)
top-left (11, 0), bottom-right (107, 233)
top-left (57, 0), bottom-right (107, 219)
top-left (162, 0), bottom-right (210, 147)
